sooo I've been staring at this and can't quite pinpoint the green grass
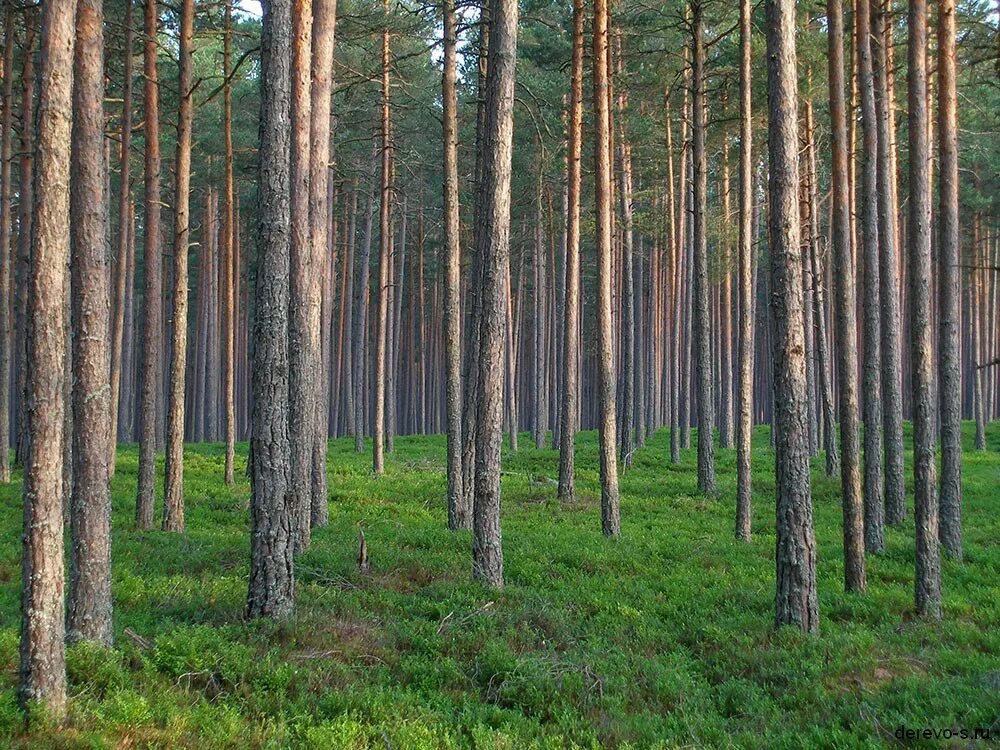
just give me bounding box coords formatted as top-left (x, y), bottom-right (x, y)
top-left (0, 423), bottom-right (997, 748)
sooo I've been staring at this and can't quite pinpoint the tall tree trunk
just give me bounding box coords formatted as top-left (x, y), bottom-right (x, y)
top-left (308, 0), bottom-right (336, 525)
top-left (288, 0), bottom-right (314, 549)
top-left (766, 0), bottom-right (818, 634)
top-left (136, 0), bottom-right (162, 530)
top-left (533, 165), bottom-right (548, 450)
top-left (936, 0), bottom-right (961, 560)
top-left (907, 0), bottom-right (941, 620)
top-left (691, 0), bottom-right (715, 494)
top-left (222, 2), bottom-right (237, 485)
top-left (720, 140), bottom-right (734, 450)
top-left (558, 0), bottom-right (583, 501)
top-left (163, 0), bottom-right (194, 534)
top-left (593, 0), bottom-right (621, 536)
top-left (827, 0), bottom-right (866, 593)
top-left (856, 0), bottom-right (884, 553)
top-left (373, 3), bottom-right (390, 475)
top-left (871, 0), bottom-right (904, 526)
top-left (68, 0), bottom-right (112, 646)
top-left (0, 10), bottom-right (13, 484)
top-left (442, 0), bottom-right (467, 526)
top-left (735, 0), bottom-right (753, 541)
top-left (248, 0), bottom-right (295, 621)
top-left (471, 0), bottom-right (518, 586)
top-left (108, 0), bottom-right (133, 472)
top-left (353, 160), bottom-right (375, 454)
top-left (20, 0), bottom-right (77, 717)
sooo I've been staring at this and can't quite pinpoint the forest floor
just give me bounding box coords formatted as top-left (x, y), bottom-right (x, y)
top-left (0, 424), bottom-right (998, 748)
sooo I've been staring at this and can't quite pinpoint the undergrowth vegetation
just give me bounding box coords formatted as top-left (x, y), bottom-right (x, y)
top-left (0, 424), bottom-right (997, 748)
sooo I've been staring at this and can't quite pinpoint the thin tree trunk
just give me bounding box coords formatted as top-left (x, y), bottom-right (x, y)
top-left (288, 0), bottom-right (314, 549)
top-left (558, 0), bottom-right (583, 501)
top-left (442, 0), bottom-right (467, 526)
top-left (766, 0), bottom-right (819, 634)
top-left (308, 0), bottom-right (336, 525)
top-left (136, 0), bottom-right (162, 530)
top-left (108, 0), bottom-right (133, 471)
top-left (0, 10), bottom-right (13, 483)
top-left (691, 1), bottom-right (715, 494)
top-left (936, 0), bottom-right (961, 560)
top-left (163, 0), bottom-right (194, 534)
top-left (593, 0), bottom-right (621, 536)
top-left (247, 0), bottom-right (295, 621)
top-left (373, 4), bottom-right (390, 475)
top-left (20, 0), bottom-right (77, 716)
top-left (720, 140), bottom-right (734, 450)
top-left (222, 2), bottom-right (237, 485)
top-left (735, 0), bottom-right (753, 541)
top-left (907, 0), bottom-right (941, 620)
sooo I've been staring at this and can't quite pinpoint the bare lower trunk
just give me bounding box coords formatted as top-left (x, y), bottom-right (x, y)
top-left (472, 0), bottom-right (518, 587)
top-left (68, 0), bottom-right (113, 646)
top-left (163, 0), bottom-right (194, 534)
top-left (558, 0), bottom-right (583, 502)
top-left (21, 0), bottom-right (77, 717)
top-left (223, 3), bottom-right (237, 485)
top-left (593, 0), bottom-right (621, 536)
top-left (766, 0), bottom-right (818, 634)
top-left (936, 0), bottom-right (962, 560)
top-left (373, 9), bottom-right (390, 475)
top-left (248, 0), bottom-right (296, 621)
top-left (907, 0), bottom-right (941, 621)
top-left (0, 12), bottom-right (13, 484)
top-left (136, 0), bottom-right (162, 530)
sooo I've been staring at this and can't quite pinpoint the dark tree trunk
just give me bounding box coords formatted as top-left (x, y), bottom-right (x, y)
top-left (247, 0), bottom-right (296, 621)
top-left (766, 0), bottom-right (819, 634)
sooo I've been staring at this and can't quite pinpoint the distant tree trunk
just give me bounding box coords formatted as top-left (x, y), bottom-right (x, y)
top-left (504, 255), bottom-right (519, 452)
top-left (222, 2), bottom-right (237, 485)
top-left (20, 0), bottom-right (76, 717)
top-left (163, 0), bottom-right (194, 534)
top-left (826, 0), bottom-right (866, 593)
top-left (667, 97), bottom-right (682, 464)
top-left (107, 0), bottom-right (133, 473)
top-left (0, 10), bottom-right (13, 484)
top-left (691, 0), bottom-right (715, 494)
top-left (907, 0), bottom-right (941, 621)
top-left (593, 0), bottom-right (621, 536)
top-left (247, 0), bottom-right (295, 621)
top-left (68, 0), bottom-right (112, 647)
top-left (720, 140), bottom-right (734, 451)
top-left (936, 0), bottom-right (962, 560)
top-left (735, 0), bottom-right (753, 541)
top-left (373, 4), bottom-right (390, 475)
top-left (342, 184), bottom-right (357, 438)
top-left (353, 160), bottom-right (375, 454)
top-left (766, 0), bottom-right (818, 634)
top-left (870, 0), bottom-right (904, 526)
top-left (856, 0), bottom-right (884, 553)
top-left (121, 204), bottom-right (136, 442)
top-left (288, 0), bottom-right (314, 549)
top-left (804, 99), bottom-right (838, 476)
top-left (558, 0), bottom-right (583, 502)
top-left (136, 0), bottom-right (162, 530)
top-left (533, 166), bottom-right (548, 451)
top-left (472, 0), bottom-right (518, 587)
top-left (442, 0), bottom-right (467, 526)
top-left (309, 0), bottom-right (336, 525)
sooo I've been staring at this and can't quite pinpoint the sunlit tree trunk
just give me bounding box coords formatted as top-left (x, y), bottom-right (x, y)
top-left (222, 2), bottom-right (237, 485)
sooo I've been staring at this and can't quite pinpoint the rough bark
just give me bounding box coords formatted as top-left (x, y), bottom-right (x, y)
top-left (68, 0), bottom-right (113, 646)
top-left (766, 0), bottom-right (819, 634)
top-left (907, 0), bottom-right (941, 621)
top-left (288, 0), bottom-right (313, 549)
top-left (472, 0), bottom-right (518, 587)
top-left (936, 0), bottom-right (962, 560)
top-left (20, 0), bottom-right (77, 717)
top-left (248, 0), bottom-right (296, 621)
